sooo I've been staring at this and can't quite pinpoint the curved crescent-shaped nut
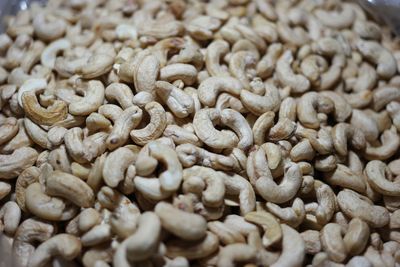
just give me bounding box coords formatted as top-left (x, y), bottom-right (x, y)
top-left (160, 63), bottom-right (197, 85)
top-left (105, 83), bottom-right (134, 110)
top-left (314, 4), bottom-right (354, 29)
top-left (41, 39), bottom-right (71, 69)
top-left (163, 125), bottom-right (202, 146)
top-left (130, 102), bottom-right (167, 145)
top-left (324, 164), bottom-right (366, 193)
top-left (12, 218), bottom-right (54, 267)
top-left (25, 183), bottom-right (72, 221)
top-left (229, 51), bottom-right (257, 90)
top-left (0, 117), bottom-right (18, 145)
top-left (332, 123), bottom-right (366, 157)
top-left (134, 177), bottom-right (172, 201)
top-left (0, 182), bottom-right (11, 200)
top-left (0, 201), bottom-right (21, 236)
top-left (240, 83), bottom-right (281, 115)
top-left (256, 162), bottom-right (302, 204)
top-left (320, 91), bottom-right (352, 122)
top-left (33, 13), bottom-right (66, 41)
top-left (276, 50), bottom-right (310, 94)
top-left (183, 166), bottom-right (225, 208)
top-left (134, 54), bottom-right (160, 96)
top-left (125, 212), bottom-right (161, 262)
top-left (0, 147), bottom-right (38, 179)
top-left (103, 147), bottom-right (136, 188)
top-left (69, 80), bottom-right (105, 116)
top-left (337, 189), bottom-right (390, 228)
top-left (206, 40), bottom-right (230, 77)
top-left (223, 173), bottom-right (256, 215)
top-left (313, 182), bottom-right (337, 226)
top-left (165, 231), bottom-right (219, 260)
top-left (106, 106), bottom-right (143, 150)
top-left (155, 201), bottom-right (207, 241)
top-left (46, 171), bottom-right (95, 208)
top-left (23, 118), bottom-right (52, 149)
top-left (357, 40), bottom-right (397, 79)
top-left (29, 234), bottom-right (81, 267)
top-left (365, 160), bottom-right (400, 196)
top-left (146, 141), bottom-right (183, 192)
top-left (343, 218), bottom-right (370, 256)
top-left (266, 198), bottom-right (305, 228)
top-left (350, 109), bottom-right (379, 142)
top-left (372, 86), bottom-right (400, 111)
top-left (193, 108), bottom-right (239, 149)
top-left (320, 223), bottom-right (347, 263)
top-left (17, 79), bottom-right (47, 108)
top-left (252, 111), bottom-right (275, 145)
top-left (220, 109), bottom-right (253, 151)
top-left (271, 224), bottom-right (305, 267)
top-left (245, 211), bottom-right (282, 247)
top-left (297, 92), bottom-right (334, 129)
top-left (198, 77), bottom-right (242, 107)
top-left (364, 126), bottom-right (399, 160)
top-left (155, 81), bottom-right (194, 118)
top-left (22, 91), bottom-right (68, 126)
top-left (217, 243), bottom-right (257, 267)
top-left (256, 43), bottom-right (283, 79)
top-left (77, 54), bottom-right (114, 79)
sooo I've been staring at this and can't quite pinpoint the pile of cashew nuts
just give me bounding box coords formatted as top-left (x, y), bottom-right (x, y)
top-left (1, 0), bottom-right (400, 266)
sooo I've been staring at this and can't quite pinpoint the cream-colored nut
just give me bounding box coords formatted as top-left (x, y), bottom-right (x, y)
top-left (0, 181), bottom-right (11, 200)
top-left (193, 108), bottom-right (239, 149)
top-left (155, 81), bottom-right (194, 118)
top-left (155, 201), bottom-right (207, 241)
top-left (77, 54), bottom-right (114, 79)
top-left (267, 198), bottom-right (305, 227)
top-left (245, 211), bottom-right (282, 247)
top-left (350, 109), bottom-right (379, 142)
top-left (353, 19), bottom-right (381, 40)
top-left (25, 182), bottom-right (75, 221)
top-left (103, 147), bottom-right (136, 188)
top-left (320, 223), bottom-right (347, 263)
top-left (29, 234), bottom-right (81, 267)
top-left (183, 166), bottom-right (225, 208)
top-left (319, 91), bottom-right (352, 122)
top-left (252, 111), bottom-right (274, 145)
top-left (23, 118), bottom-right (52, 149)
top-left (311, 37), bottom-right (345, 57)
top-left (240, 82), bottom-right (281, 115)
top-left (290, 139), bottom-right (315, 162)
top-left (353, 63), bottom-right (377, 92)
top-left (47, 126), bottom-right (67, 147)
top-left (105, 83), bottom-right (134, 110)
top-left (0, 147), bottom-right (38, 179)
top-left (106, 106), bottom-right (143, 150)
top-left (364, 126), bottom-right (399, 160)
top-left (46, 171), bottom-right (95, 208)
top-left (229, 51), bottom-right (257, 90)
top-left (223, 172), bottom-right (256, 215)
top-left (256, 161), bottom-right (302, 204)
top-left (215, 92), bottom-right (248, 113)
top-left (256, 43), bottom-right (282, 79)
top-left (15, 166), bottom-right (40, 212)
top-left (134, 54), bottom-right (160, 96)
top-left (132, 91), bottom-right (154, 108)
top-left (268, 118), bottom-right (297, 141)
top-left (365, 160), bottom-right (400, 196)
top-left (300, 55), bottom-right (328, 85)
top-left (207, 221), bottom-right (246, 245)
top-left (41, 39), bottom-right (71, 69)
top-left (314, 4), bottom-right (355, 29)
top-left (337, 189), bottom-right (389, 228)
top-left (198, 77), bottom-right (242, 107)
top-left (134, 177), bottom-right (172, 201)
top-left (69, 80), bottom-right (105, 116)
top-left (0, 201), bottom-right (21, 236)
top-left (276, 22), bottom-right (310, 47)
top-left (220, 108), bottom-right (253, 151)
top-left (271, 224), bottom-right (305, 267)
top-left (324, 164), bottom-right (366, 193)
top-left (163, 125), bottom-right (202, 146)
top-left (165, 231), bottom-right (219, 260)
top-left (160, 63), bottom-right (197, 85)
top-left (130, 102), bottom-right (167, 145)
top-left (297, 92), bottom-right (334, 129)
top-left (78, 208), bottom-right (101, 233)
top-left (1, 119), bottom-right (33, 154)
top-left (47, 145), bottom-right (71, 173)
top-left (0, 117), bottom-right (18, 146)
top-left (125, 212), bottom-right (161, 262)
top-left (372, 86), bottom-right (400, 111)
top-left (332, 123), bottom-right (366, 157)
top-left (300, 230), bottom-right (321, 255)
top-left (205, 40), bottom-right (230, 77)
top-left (217, 243), bottom-right (257, 267)
top-left (33, 12), bottom-right (67, 41)
top-left (276, 50), bottom-right (310, 93)
top-left (12, 218), bottom-right (54, 267)
top-left (81, 224), bottom-right (111, 247)
top-left (343, 218), bottom-right (370, 256)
